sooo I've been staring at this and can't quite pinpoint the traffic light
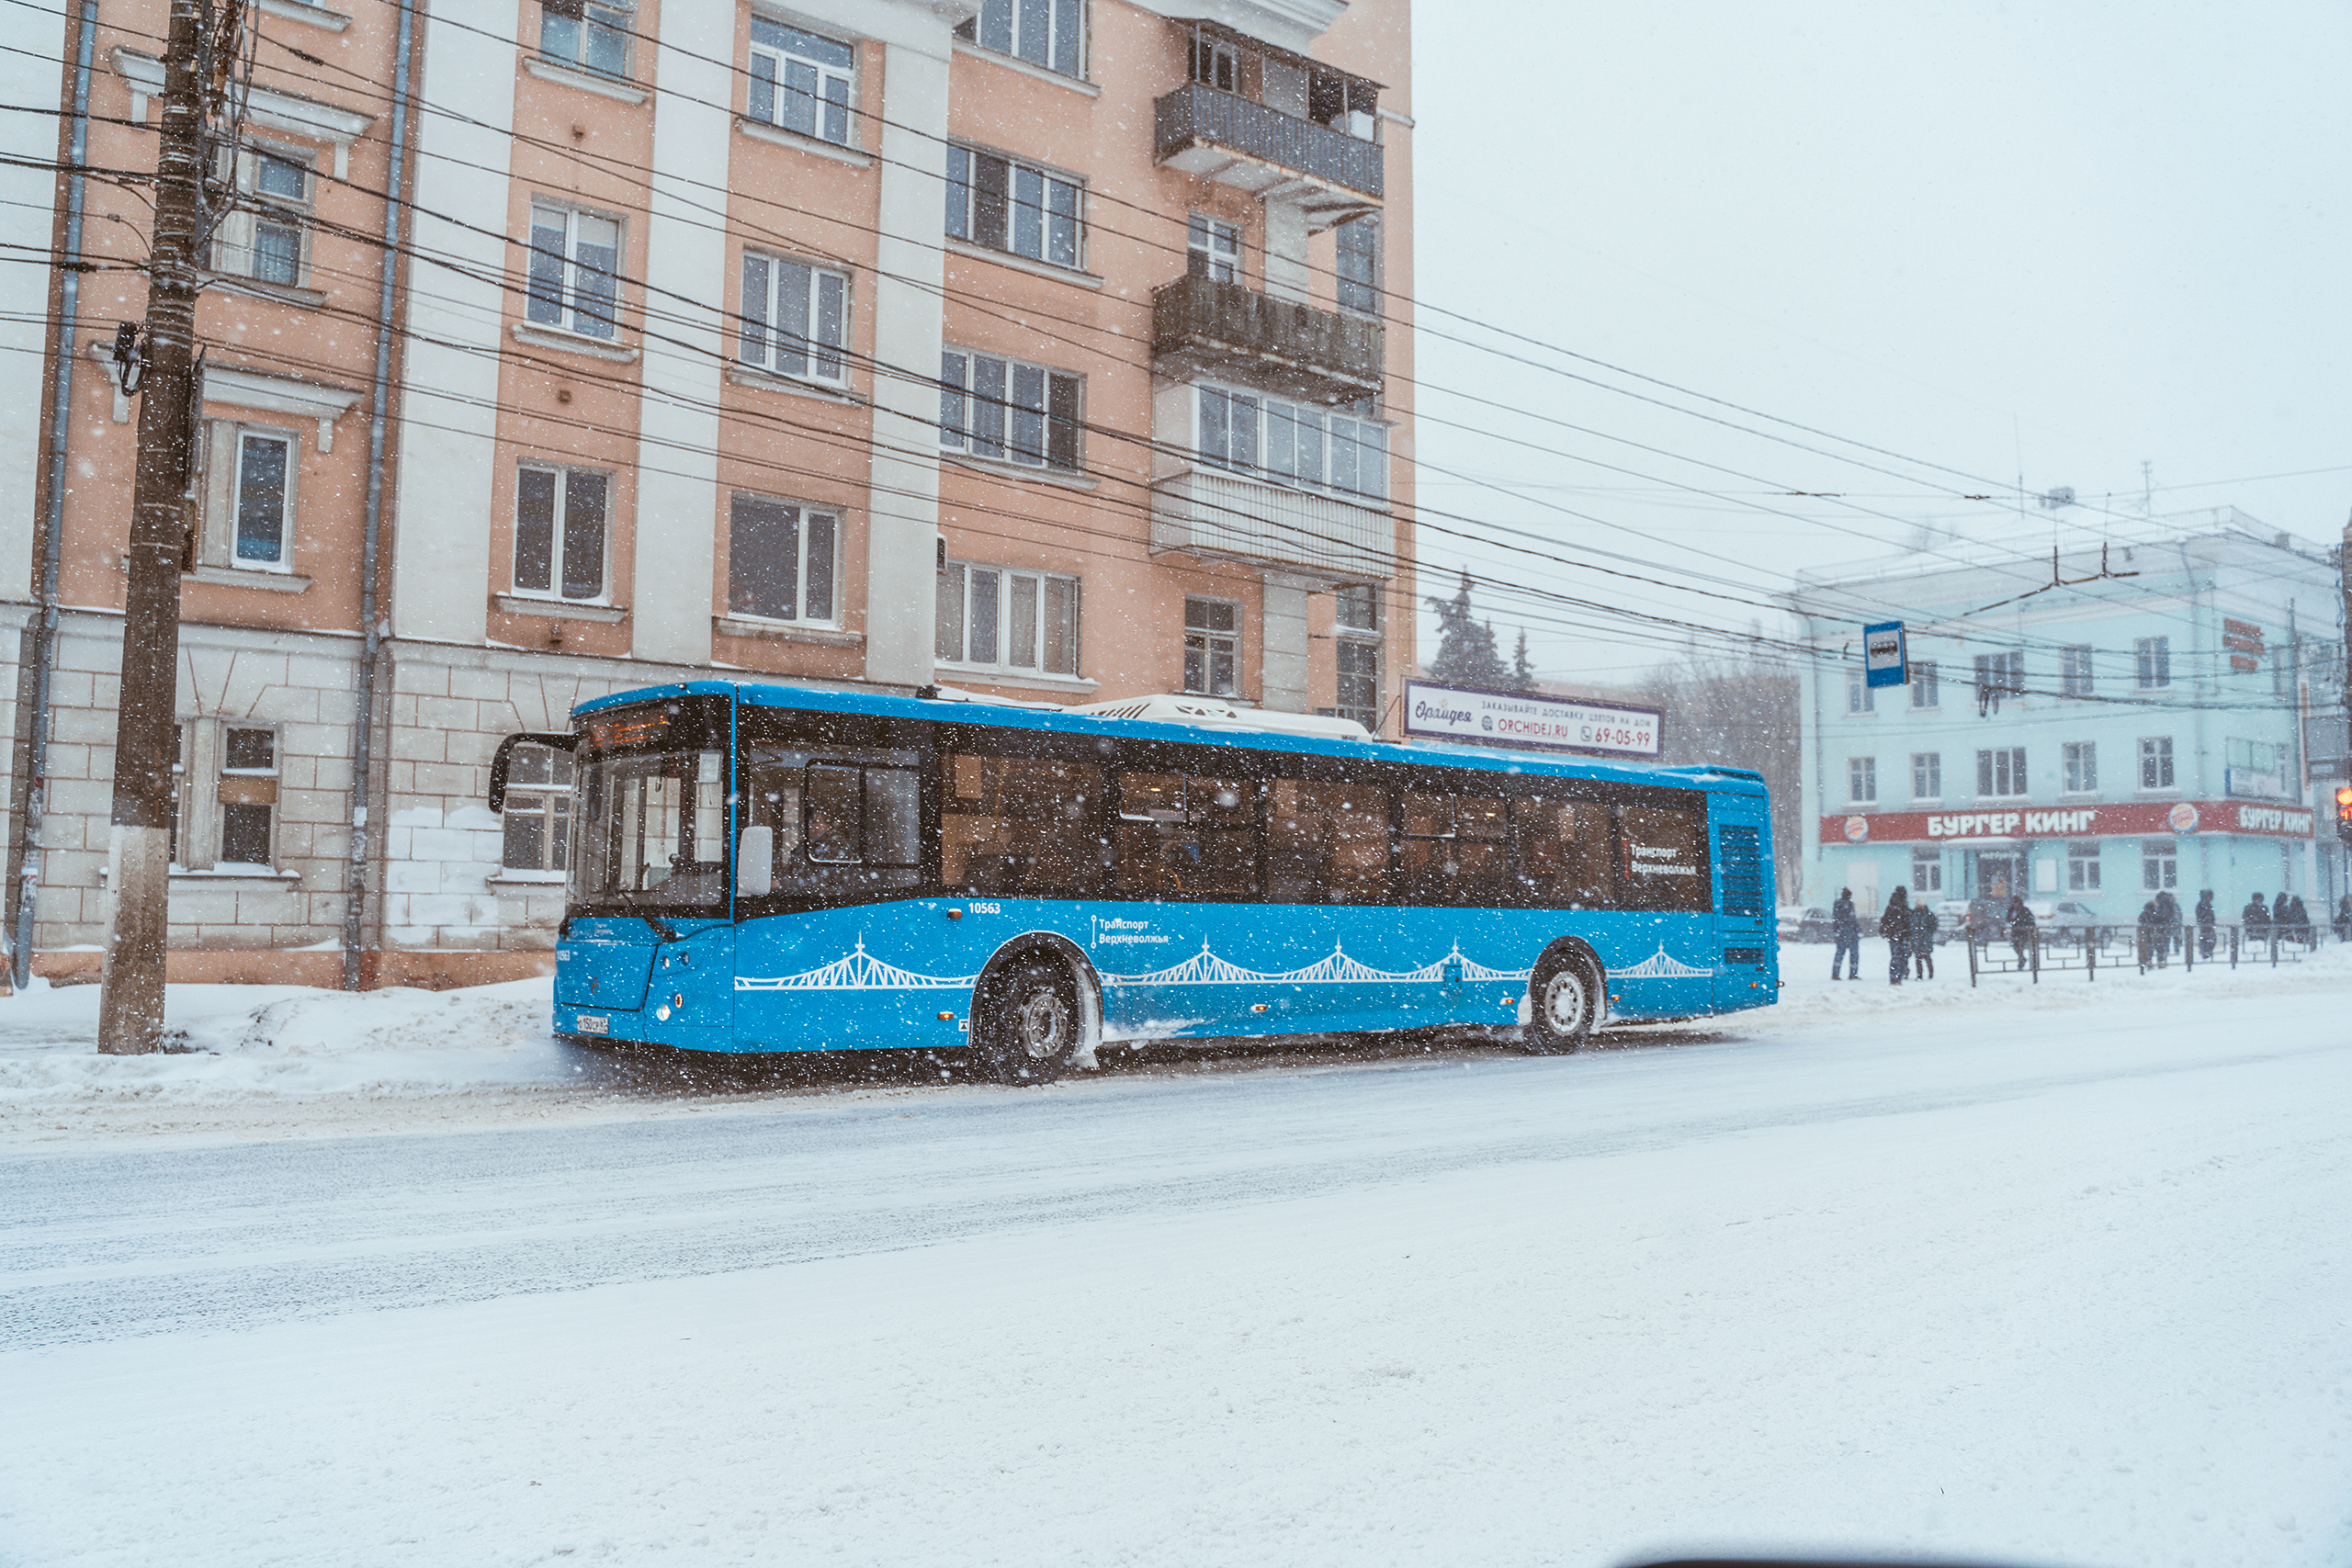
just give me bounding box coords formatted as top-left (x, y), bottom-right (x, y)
top-left (2337, 785), bottom-right (2352, 847)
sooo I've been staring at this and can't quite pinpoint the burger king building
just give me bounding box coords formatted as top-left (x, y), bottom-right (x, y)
top-left (1791, 517), bottom-right (2341, 922)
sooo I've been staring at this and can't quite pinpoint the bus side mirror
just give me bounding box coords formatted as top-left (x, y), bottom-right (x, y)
top-left (738, 826), bottom-right (774, 897)
top-left (488, 731), bottom-right (575, 813)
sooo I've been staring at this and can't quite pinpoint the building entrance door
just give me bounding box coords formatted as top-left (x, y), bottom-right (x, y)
top-left (1973, 852), bottom-right (2021, 901)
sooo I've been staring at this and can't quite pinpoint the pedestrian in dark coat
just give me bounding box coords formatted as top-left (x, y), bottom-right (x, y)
top-left (2335, 896), bottom-right (2351, 943)
top-left (2004, 895), bottom-right (2036, 966)
top-left (1830, 888), bottom-right (1861, 980)
top-left (2154, 888), bottom-right (2181, 965)
top-left (2243, 894), bottom-right (2270, 956)
top-left (2291, 896), bottom-right (2314, 941)
top-left (2135, 900), bottom-right (2158, 971)
top-left (2194, 891), bottom-right (2217, 959)
top-left (1880, 886), bottom-right (1911, 984)
top-left (1909, 899), bottom-right (1938, 979)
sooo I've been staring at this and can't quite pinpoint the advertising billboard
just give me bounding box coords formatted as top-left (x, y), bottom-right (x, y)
top-left (1401, 678), bottom-right (1665, 760)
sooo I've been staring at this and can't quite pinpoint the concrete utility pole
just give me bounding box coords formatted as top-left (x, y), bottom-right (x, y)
top-left (96, 0), bottom-right (211, 1054)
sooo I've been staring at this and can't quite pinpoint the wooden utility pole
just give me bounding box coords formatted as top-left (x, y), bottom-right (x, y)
top-left (96, 0), bottom-right (210, 1054)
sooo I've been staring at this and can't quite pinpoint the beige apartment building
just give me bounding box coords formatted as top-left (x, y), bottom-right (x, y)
top-left (3, 0), bottom-right (1414, 985)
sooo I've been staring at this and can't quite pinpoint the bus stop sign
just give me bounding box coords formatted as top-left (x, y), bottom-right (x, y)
top-left (1863, 621), bottom-right (1908, 688)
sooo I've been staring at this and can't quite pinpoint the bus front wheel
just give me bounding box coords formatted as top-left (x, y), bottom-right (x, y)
top-left (973, 954), bottom-right (1080, 1086)
top-left (1524, 951), bottom-right (1600, 1055)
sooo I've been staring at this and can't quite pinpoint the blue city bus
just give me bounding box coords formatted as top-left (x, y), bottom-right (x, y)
top-left (489, 682), bottom-right (1778, 1083)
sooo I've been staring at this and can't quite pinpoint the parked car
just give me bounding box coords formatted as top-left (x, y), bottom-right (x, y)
top-left (1778, 906), bottom-right (1834, 942)
top-left (2038, 899), bottom-right (2102, 940)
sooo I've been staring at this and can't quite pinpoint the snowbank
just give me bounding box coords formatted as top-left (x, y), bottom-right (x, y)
top-left (0, 976), bottom-right (564, 1107)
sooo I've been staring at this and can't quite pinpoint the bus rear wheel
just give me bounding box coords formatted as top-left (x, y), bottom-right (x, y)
top-left (1524, 951), bottom-right (1600, 1055)
top-left (973, 955), bottom-right (1080, 1086)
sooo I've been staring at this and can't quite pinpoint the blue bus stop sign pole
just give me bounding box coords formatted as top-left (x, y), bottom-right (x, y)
top-left (1863, 620), bottom-right (1907, 689)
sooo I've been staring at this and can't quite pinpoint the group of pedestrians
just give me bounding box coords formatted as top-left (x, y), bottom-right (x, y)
top-left (2240, 891), bottom-right (2321, 945)
top-left (1827, 886), bottom-right (1941, 985)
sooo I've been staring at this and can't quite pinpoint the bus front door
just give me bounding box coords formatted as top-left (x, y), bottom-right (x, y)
top-left (1713, 808), bottom-right (1776, 1011)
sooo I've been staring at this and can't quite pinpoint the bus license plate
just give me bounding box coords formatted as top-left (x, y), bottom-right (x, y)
top-left (576, 1015), bottom-right (609, 1035)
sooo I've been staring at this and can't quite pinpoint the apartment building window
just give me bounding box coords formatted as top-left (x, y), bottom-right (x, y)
top-left (945, 145), bottom-right (1082, 270)
top-left (2142, 838), bottom-right (2177, 892)
top-left (956, 0), bottom-right (1084, 78)
top-left (1846, 667), bottom-right (1873, 715)
top-left (2134, 636), bottom-right (2170, 689)
top-left (1183, 597), bottom-right (1238, 697)
top-left (2138, 736), bottom-right (2174, 790)
top-left (501, 743), bottom-right (576, 872)
top-left (2064, 840), bottom-right (2101, 892)
top-left (167, 721), bottom-right (278, 869)
top-left (1336, 217), bottom-right (1379, 314)
top-left (1910, 847), bottom-right (1942, 895)
top-left (939, 350), bottom-right (1081, 470)
top-left (1188, 214), bottom-right (1240, 282)
top-left (1911, 751), bottom-right (1940, 800)
top-left (1908, 660), bottom-right (1938, 708)
top-left (526, 200), bottom-right (620, 340)
top-left (1328, 585), bottom-right (1381, 728)
top-left (739, 254), bottom-right (848, 383)
top-left (2061, 645), bottom-right (2094, 697)
top-left (514, 464), bottom-right (609, 602)
top-left (217, 728), bottom-right (278, 867)
top-left (936, 560), bottom-right (1080, 676)
top-left (1188, 32), bottom-right (1239, 91)
top-left (539, 0), bottom-right (630, 77)
top-left (1973, 650), bottom-right (2025, 711)
top-left (1335, 583), bottom-right (1379, 634)
top-left (1847, 757), bottom-right (1876, 805)
top-left (197, 421), bottom-right (296, 571)
top-left (1195, 386), bottom-right (1388, 501)
top-left (2226, 737), bottom-right (2287, 797)
top-left (748, 17), bottom-right (854, 145)
top-left (728, 495), bottom-right (837, 624)
top-left (1976, 746), bottom-right (2026, 797)
top-left (2063, 741), bottom-right (2097, 794)
top-left (209, 145), bottom-right (312, 288)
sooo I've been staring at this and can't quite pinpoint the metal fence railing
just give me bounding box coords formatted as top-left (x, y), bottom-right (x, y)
top-left (1965, 922), bottom-right (2331, 985)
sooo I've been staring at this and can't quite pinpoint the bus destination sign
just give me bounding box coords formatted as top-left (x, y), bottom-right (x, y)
top-left (1402, 678), bottom-right (1664, 760)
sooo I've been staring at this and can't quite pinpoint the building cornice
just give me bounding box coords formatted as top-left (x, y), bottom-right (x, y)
top-left (1123, 0), bottom-right (1348, 54)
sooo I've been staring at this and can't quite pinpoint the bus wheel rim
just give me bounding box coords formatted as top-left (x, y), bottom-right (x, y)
top-left (1018, 989), bottom-right (1069, 1058)
top-left (1544, 969), bottom-right (1586, 1032)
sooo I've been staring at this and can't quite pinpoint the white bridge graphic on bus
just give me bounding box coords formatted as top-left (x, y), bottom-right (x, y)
top-left (736, 939), bottom-right (1714, 992)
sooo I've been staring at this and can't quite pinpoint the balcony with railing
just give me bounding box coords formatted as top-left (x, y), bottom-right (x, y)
top-left (1152, 274), bottom-right (1383, 405)
top-left (1154, 81), bottom-right (1383, 223)
top-left (1150, 468), bottom-right (1395, 585)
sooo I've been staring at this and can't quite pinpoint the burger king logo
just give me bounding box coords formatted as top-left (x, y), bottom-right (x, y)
top-left (1843, 816), bottom-right (1869, 843)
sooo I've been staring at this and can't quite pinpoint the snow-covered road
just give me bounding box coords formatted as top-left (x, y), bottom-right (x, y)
top-left (5, 959), bottom-right (2350, 1566)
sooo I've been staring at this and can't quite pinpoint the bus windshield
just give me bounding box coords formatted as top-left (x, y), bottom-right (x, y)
top-left (574, 745), bottom-right (729, 912)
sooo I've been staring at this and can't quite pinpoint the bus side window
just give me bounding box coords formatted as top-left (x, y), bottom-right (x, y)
top-left (941, 752), bottom-right (1104, 895)
top-left (1116, 772), bottom-right (1255, 896)
top-left (1267, 779), bottom-right (1387, 905)
top-left (1617, 803), bottom-right (1709, 912)
top-left (1515, 796), bottom-right (1611, 908)
top-left (1401, 788), bottom-right (1510, 906)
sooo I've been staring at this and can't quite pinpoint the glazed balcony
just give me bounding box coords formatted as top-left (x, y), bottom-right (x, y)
top-left (1150, 468), bottom-right (1394, 585)
top-left (1154, 82), bottom-right (1383, 225)
top-left (1151, 274), bottom-right (1383, 405)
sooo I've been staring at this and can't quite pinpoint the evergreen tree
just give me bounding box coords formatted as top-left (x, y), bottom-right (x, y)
top-left (1510, 629), bottom-right (1537, 692)
top-left (1424, 572), bottom-right (1514, 687)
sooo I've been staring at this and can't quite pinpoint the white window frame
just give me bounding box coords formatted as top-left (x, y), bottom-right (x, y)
top-left (727, 493), bottom-right (842, 626)
top-left (209, 142), bottom-right (314, 288)
top-left (1973, 650), bottom-right (2025, 710)
top-left (525, 198), bottom-right (622, 341)
top-left (944, 144), bottom-right (1083, 270)
top-left (939, 349), bottom-right (1082, 471)
top-left (1908, 660), bottom-right (1938, 709)
top-left (739, 252), bottom-right (850, 384)
top-left (1910, 751), bottom-right (1940, 801)
top-left (1910, 848), bottom-right (1942, 895)
top-left (2062, 740), bottom-right (2098, 795)
top-left (540, 0), bottom-right (632, 78)
top-left (1188, 212), bottom-right (1240, 282)
top-left (2066, 840), bottom-right (2101, 893)
top-left (1183, 595), bottom-right (1239, 698)
top-left (747, 16), bottom-right (856, 145)
top-left (2060, 645), bottom-right (2094, 697)
top-left (957, 0), bottom-right (1086, 78)
top-left (935, 559), bottom-right (1081, 677)
top-left (1847, 757), bottom-right (1876, 805)
top-left (1194, 383), bottom-right (1389, 502)
top-left (1846, 667), bottom-right (1874, 715)
top-left (501, 741), bottom-right (576, 873)
top-left (198, 419), bottom-right (299, 573)
top-left (2138, 736), bottom-right (2175, 791)
top-left (2141, 838), bottom-right (2177, 892)
top-left (514, 463), bottom-right (611, 604)
top-left (172, 718), bottom-right (280, 873)
top-left (2134, 636), bottom-right (2171, 690)
top-left (1976, 746), bottom-right (2026, 798)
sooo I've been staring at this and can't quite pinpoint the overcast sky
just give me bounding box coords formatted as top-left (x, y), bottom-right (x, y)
top-left (1409, 0), bottom-right (2352, 684)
